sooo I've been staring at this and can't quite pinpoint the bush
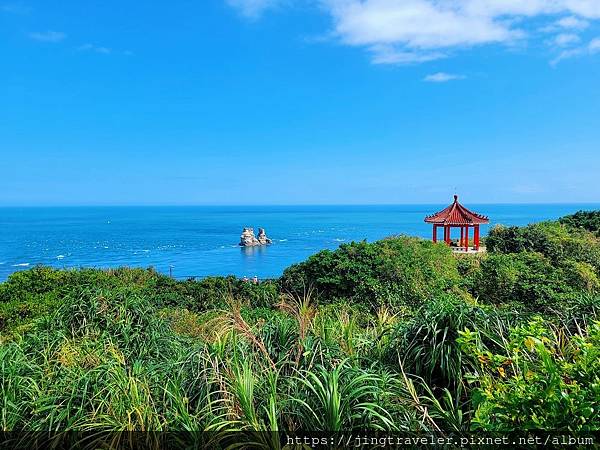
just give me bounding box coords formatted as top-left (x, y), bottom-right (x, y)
top-left (41, 286), bottom-right (180, 361)
top-left (459, 319), bottom-right (600, 431)
top-left (552, 295), bottom-right (600, 338)
top-left (472, 252), bottom-right (576, 310)
top-left (486, 222), bottom-right (600, 272)
top-left (383, 294), bottom-right (514, 388)
top-left (472, 219), bottom-right (600, 313)
top-left (0, 267), bottom-right (160, 338)
top-left (280, 237), bottom-right (460, 310)
top-left (0, 266), bottom-right (67, 303)
top-left (455, 254), bottom-right (483, 292)
top-left (0, 291), bottom-right (61, 339)
top-left (0, 267), bottom-right (279, 339)
top-left (561, 260), bottom-right (600, 294)
top-left (560, 210), bottom-right (600, 236)
top-left (146, 275), bottom-right (279, 311)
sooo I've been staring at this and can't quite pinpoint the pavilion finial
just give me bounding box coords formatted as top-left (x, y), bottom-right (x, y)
top-left (453, 194), bottom-right (458, 202)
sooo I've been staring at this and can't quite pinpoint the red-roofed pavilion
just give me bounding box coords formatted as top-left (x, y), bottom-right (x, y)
top-left (425, 195), bottom-right (489, 251)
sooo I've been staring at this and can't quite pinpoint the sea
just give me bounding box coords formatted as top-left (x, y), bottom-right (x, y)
top-left (1, 204), bottom-right (598, 282)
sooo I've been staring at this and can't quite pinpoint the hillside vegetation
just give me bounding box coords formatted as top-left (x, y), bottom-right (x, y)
top-left (1, 211), bottom-right (600, 441)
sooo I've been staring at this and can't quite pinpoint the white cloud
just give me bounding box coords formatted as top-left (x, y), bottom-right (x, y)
top-left (325, 0), bottom-right (517, 50)
top-left (554, 32), bottom-right (581, 46)
top-left (589, 37), bottom-right (600, 52)
top-left (551, 47), bottom-right (583, 64)
top-left (226, 0), bottom-right (281, 18)
top-left (28, 31), bottom-right (66, 43)
top-left (551, 36), bottom-right (600, 64)
top-left (321, 0), bottom-right (600, 64)
top-left (540, 15), bottom-right (590, 32)
top-left (563, 0), bottom-right (600, 18)
top-left (78, 44), bottom-right (111, 54)
top-left (370, 44), bottom-right (445, 64)
top-left (424, 72), bottom-right (465, 82)
top-left (556, 15), bottom-right (589, 29)
top-left (227, 0), bottom-right (600, 64)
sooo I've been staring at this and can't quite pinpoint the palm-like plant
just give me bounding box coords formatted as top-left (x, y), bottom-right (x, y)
top-left (291, 360), bottom-right (395, 431)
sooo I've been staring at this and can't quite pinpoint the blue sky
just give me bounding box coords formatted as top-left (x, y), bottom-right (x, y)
top-left (1, 0), bottom-right (599, 205)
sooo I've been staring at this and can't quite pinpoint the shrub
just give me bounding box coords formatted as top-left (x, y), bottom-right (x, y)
top-left (561, 260), bottom-right (600, 294)
top-left (384, 294), bottom-right (514, 389)
top-left (485, 222), bottom-right (561, 256)
top-left (147, 275), bottom-right (279, 311)
top-left (459, 319), bottom-right (600, 431)
top-left (0, 267), bottom-right (160, 338)
top-left (0, 266), bottom-right (67, 303)
top-left (472, 252), bottom-right (576, 310)
top-left (0, 267), bottom-right (279, 339)
top-left (486, 222), bottom-right (600, 272)
top-left (0, 291), bottom-right (61, 339)
top-left (560, 210), bottom-right (600, 236)
top-left (40, 286), bottom-right (181, 361)
top-left (455, 254), bottom-right (483, 292)
top-left (280, 237), bottom-right (460, 310)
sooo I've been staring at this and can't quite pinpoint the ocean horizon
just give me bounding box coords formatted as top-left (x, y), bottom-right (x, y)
top-left (1, 203), bottom-right (599, 281)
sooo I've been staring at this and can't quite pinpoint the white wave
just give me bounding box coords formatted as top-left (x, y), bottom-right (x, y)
top-left (13, 263), bottom-right (30, 267)
top-left (333, 238), bottom-right (346, 242)
top-left (157, 244), bottom-right (183, 250)
top-left (56, 255), bottom-right (65, 260)
top-left (278, 239), bottom-right (288, 242)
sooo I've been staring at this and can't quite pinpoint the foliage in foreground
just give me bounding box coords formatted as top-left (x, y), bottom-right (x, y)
top-left (1, 211), bottom-right (600, 435)
top-left (460, 318), bottom-right (600, 431)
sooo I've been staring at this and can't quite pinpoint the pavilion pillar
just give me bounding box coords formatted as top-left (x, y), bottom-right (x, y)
top-left (432, 225), bottom-right (437, 243)
top-left (460, 227), bottom-right (464, 248)
top-left (474, 225), bottom-right (480, 250)
top-left (465, 226), bottom-right (469, 251)
top-left (445, 226), bottom-right (450, 244)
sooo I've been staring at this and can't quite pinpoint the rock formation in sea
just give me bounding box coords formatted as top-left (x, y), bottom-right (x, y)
top-left (239, 227), bottom-right (272, 247)
top-left (240, 228), bottom-right (258, 246)
top-left (257, 228), bottom-right (272, 245)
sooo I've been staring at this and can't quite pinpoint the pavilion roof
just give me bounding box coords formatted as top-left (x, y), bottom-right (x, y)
top-left (424, 195), bottom-right (490, 225)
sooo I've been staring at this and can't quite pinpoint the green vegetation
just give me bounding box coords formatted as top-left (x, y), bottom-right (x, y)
top-left (280, 237), bottom-right (459, 310)
top-left (560, 210), bottom-right (600, 236)
top-left (1, 212), bottom-right (600, 438)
